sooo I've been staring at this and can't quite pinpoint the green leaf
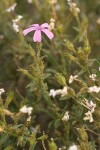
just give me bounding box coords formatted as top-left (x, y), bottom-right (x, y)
top-left (4, 145), bottom-right (14, 150)
top-left (18, 68), bottom-right (33, 79)
top-left (67, 87), bottom-right (76, 98)
top-left (60, 95), bottom-right (71, 100)
top-left (0, 121), bottom-right (5, 127)
top-left (89, 141), bottom-right (96, 150)
top-left (64, 39), bottom-right (76, 53)
top-left (26, 80), bottom-right (37, 88)
top-left (37, 134), bottom-right (48, 140)
top-left (29, 142), bottom-right (37, 150)
top-left (48, 141), bottom-right (57, 150)
top-left (11, 124), bottom-right (23, 130)
top-left (42, 73), bottom-right (51, 79)
top-left (0, 133), bottom-right (9, 146)
top-left (55, 73), bottom-right (66, 86)
top-left (86, 59), bottom-right (95, 67)
top-left (4, 92), bottom-right (14, 108)
top-left (54, 119), bottom-right (61, 128)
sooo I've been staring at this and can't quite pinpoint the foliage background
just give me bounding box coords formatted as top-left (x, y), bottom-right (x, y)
top-left (0, 0), bottom-right (100, 150)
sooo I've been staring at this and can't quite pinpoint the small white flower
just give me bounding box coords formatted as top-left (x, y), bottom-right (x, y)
top-left (83, 99), bottom-right (96, 113)
top-left (88, 86), bottom-right (100, 93)
top-left (61, 86), bottom-right (68, 97)
top-left (0, 35), bottom-right (4, 40)
top-left (68, 144), bottom-right (78, 150)
top-left (49, 89), bottom-right (62, 97)
top-left (27, 0), bottom-right (33, 3)
top-left (27, 116), bottom-right (31, 121)
top-left (12, 15), bottom-right (23, 23)
top-left (97, 18), bottom-right (100, 25)
top-left (67, 0), bottom-right (71, 2)
top-left (17, 15), bottom-right (23, 20)
top-left (0, 88), bottom-right (5, 96)
top-left (62, 111), bottom-right (69, 121)
top-left (55, 4), bottom-right (61, 11)
top-left (49, 0), bottom-right (57, 5)
top-left (67, 1), bottom-right (80, 17)
top-left (83, 111), bottom-right (93, 122)
top-left (89, 74), bottom-right (97, 81)
top-left (49, 18), bottom-right (55, 30)
top-left (50, 138), bottom-right (54, 141)
top-left (12, 15), bottom-right (23, 32)
top-left (89, 101), bottom-right (96, 113)
top-left (49, 89), bottom-right (56, 97)
top-left (20, 105), bottom-right (33, 115)
top-left (58, 146), bottom-right (66, 150)
top-left (63, 146), bottom-right (66, 149)
top-left (49, 87), bottom-right (68, 97)
top-left (6, 3), bottom-right (17, 12)
top-left (99, 67), bottom-right (100, 71)
top-left (69, 75), bottom-right (78, 84)
top-left (56, 89), bottom-right (63, 95)
top-left (13, 22), bottom-right (19, 32)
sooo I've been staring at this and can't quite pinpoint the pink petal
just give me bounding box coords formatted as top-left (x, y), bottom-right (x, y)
top-left (42, 29), bottom-right (54, 39)
top-left (29, 24), bottom-right (39, 27)
top-left (33, 30), bottom-right (42, 42)
top-left (32, 24), bottom-right (39, 27)
top-left (23, 27), bottom-right (35, 35)
top-left (40, 23), bottom-right (49, 29)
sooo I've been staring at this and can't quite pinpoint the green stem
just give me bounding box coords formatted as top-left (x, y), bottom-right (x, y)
top-left (36, 42), bottom-right (42, 57)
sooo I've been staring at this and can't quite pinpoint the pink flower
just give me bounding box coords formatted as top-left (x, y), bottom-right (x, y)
top-left (23, 23), bottom-right (54, 42)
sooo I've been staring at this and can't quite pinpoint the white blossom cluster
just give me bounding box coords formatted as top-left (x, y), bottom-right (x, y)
top-left (49, 18), bottom-right (55, 30)
top-left (97, 17), bottom-right (100, 25)
top-left (67, 0), bottom-right (80, 17)
top-left (20, 105), bottom-right (33, 121)
top-left (88, 86), bottom-right (100, 93)
top-left (6, 3), bottom-right (17, 12)
top-left (59, 146), bottom-right (66, 150)
top-left (89, 74), bottom-right (97, 81)
top-left (83, 99), bottom-right (96, 113)
top-left (84, 111), bottom-right (93, 122)
top-left (12, 15), bottom-right (23, 32)
top-left (27, 0), bottom-right (33, 3)
top-left (49, 86), bottom-right (68, 98)
top-left (0, 88), bottom-right (5, 96)
top-left (83, 99), bottom-right (96, 122)
top-left (62, 111), bottom-right (69, 122)
top-left (69, 75), bottom-right (78, 84)
top-left (68, 144), bottom-right (78, 150)
top-left (6, 3), bottom-right (23, 32)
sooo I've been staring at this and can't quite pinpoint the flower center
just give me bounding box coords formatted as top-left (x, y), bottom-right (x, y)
top-left (37, 26), bottom-right (42, 31)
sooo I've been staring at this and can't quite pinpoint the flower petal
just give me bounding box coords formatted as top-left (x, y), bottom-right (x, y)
top-left (23, 27), bottom-right (35, 35)
top-left (30, 24), bottom-right (39, 27)
top-left (42, 29), bottom-right (54, 39)
top-left (40, 23), bottom-right (49, 29)
top-left (33, 30), bottom-right (41, 42)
